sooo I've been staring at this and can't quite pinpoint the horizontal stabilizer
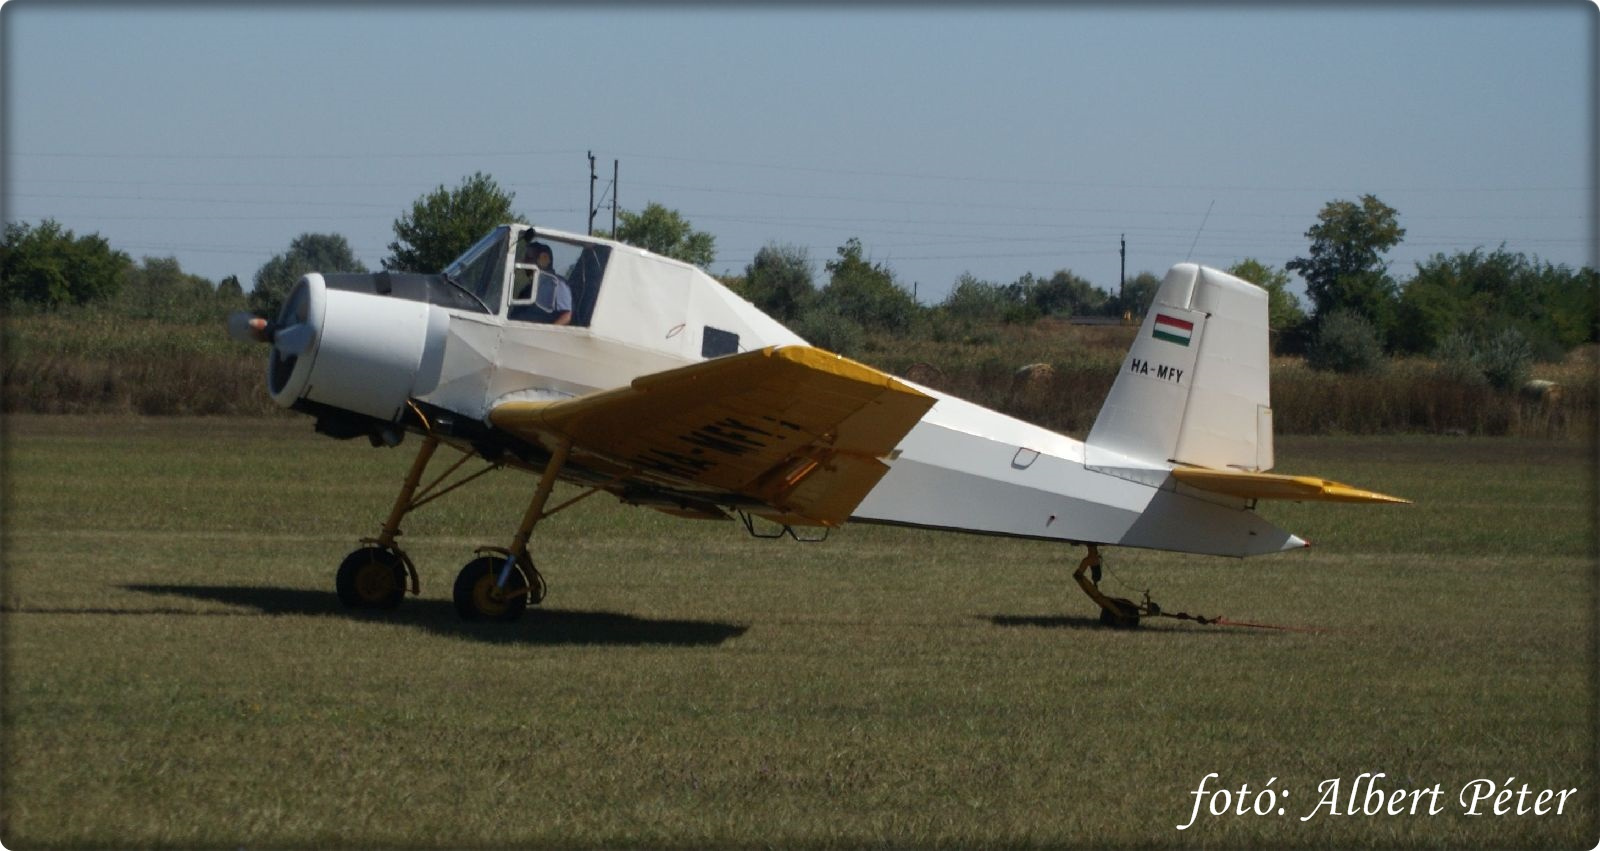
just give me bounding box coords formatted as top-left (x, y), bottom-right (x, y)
top-left (1171, 466), bottom-right (1411, 504)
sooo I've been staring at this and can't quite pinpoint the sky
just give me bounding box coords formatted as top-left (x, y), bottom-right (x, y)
top-left (3, 3), bottom-right (1594, 305)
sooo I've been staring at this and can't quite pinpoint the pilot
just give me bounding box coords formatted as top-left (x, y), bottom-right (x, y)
top-left (514, 241), bottom-right (572, 325)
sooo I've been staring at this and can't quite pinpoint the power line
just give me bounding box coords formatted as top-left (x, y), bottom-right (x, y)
top-left (10, 148), bottom-right (584, 162)
top-left (18, 145), bottom-right (1583, 196)
top-left (9, 192), bottom-right (401, 210)
top-left (598, 149), bottom-right (1590, 194)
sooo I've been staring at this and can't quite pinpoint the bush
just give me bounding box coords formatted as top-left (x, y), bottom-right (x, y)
top-left (791, 308), bottom-right (865, 359)
top-left (1434, 331), bottom-right (1486, 386)
top-left (1308, 310), bottom-right (1385, 374)
top-left (1432, 328), bottom-right (1534, 392)
top-left (1477, 328), bottom-right (1533, 392)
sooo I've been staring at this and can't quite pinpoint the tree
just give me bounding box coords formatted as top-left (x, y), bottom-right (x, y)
top-left (739, 243), bottom-right (815, 322)
top-left (117, 256), bottom-right (216, 321)
top-left (385, 172), bottom-right (522, 273)
top-left (1397, 248), bottom-right (1598, 358)
top-left (1109, 271), bottom-right (1162, 318)
top-left (215, 275), bottom-right (247, 315)
top-left (1286, 195), bottom-right (1405, 330)
top-left (942, 273), bottom-right (1011, 323)
top-left (1393, 251), bottom-right (1482, 356)
top-left (217, 275), bottom-right (243, 300)
top-left (1228, 258), bottom-right (1307, 352)
top-left (1024, 269), bottom-right (1108, 317)
top-left (819, 238), bottom-right (917, 333)
top-left (605, 202), bottom-right (716, 269)
top-left (1547, 265), bottom-right (1600, 349)
top-left (252, 233), bottom-right (367, 318)
top-left (0, 219), bottom-right (130, 310)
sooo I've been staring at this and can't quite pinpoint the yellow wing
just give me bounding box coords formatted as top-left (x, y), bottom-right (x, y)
top-left (1170, 466), bottom-right (1410, 504)
top-left (490, 346), bottom-right (936, 526)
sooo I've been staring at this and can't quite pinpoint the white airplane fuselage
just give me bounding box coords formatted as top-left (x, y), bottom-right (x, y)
top-left (264, 224), bottom-right (1304, 560)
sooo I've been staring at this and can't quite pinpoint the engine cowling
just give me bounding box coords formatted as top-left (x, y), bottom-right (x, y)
top-left (267, 274), bottom-right (436, 422)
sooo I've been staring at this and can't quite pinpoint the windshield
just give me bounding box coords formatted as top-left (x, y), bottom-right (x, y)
top-left (508, 235), bottom-right (611, 327)
top-left (442, 226), bottom-right (510, 310)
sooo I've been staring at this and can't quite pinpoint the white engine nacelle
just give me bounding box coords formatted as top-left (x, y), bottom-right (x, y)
top-left (268, 274), bottom-right (437, 422)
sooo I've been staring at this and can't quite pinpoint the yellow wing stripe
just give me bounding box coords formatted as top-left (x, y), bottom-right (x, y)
top-left (490, 346), bottom-right (935, 526)
top-left (1170, 466), bottom-right (1411, 504)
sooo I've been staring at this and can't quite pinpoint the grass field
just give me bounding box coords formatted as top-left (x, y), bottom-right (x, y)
top-left (2, 416), bottom-right (1595, 849)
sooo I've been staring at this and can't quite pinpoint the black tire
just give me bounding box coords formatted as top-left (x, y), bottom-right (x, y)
top-left (336, 547), bottom-right (407, 610)
top-left (453, 556), bottom-right (529, 622)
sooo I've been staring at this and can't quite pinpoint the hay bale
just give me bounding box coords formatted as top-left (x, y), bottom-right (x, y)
top-left (1521, 379), bottom-right (1563, 406)
top-left (1009, 362), bottom-right (1056, 408)
top-left (902, 362), bottom-right (944, 386)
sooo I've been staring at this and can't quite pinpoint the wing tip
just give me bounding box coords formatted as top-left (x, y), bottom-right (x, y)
top-left (1329, 487), bottom-right (1413, 506)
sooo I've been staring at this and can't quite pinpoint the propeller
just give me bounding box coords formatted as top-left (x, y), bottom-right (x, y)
top-left (226, 312), bottom-right (272, 344)
top-left (273, 321), bottom-right (315, 356)
top-left (271, 282), bottom-right (316, 356)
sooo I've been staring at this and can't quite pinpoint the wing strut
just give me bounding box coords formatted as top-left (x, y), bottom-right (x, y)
top-left (455, 437), bottom-right (572, 620)
top-left (335, 432), bottom-right (514, 609)
top-left (737, 509), bottom-right (830, 542)
top-left (341, 434), bottom-right (444, 605)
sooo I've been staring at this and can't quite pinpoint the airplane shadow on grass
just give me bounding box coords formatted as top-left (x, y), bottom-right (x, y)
top-left (120, 584), bottom-right (748, 647)
top-left (984, 613), bottom-right (1109, 631)
top-left (983, 613), bottom-right (1281, 637)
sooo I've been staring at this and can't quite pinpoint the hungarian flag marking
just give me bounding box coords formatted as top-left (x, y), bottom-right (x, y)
top-left (1152, 313), bottom-right (1194, 346)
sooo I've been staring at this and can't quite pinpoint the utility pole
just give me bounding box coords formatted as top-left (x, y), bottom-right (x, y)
top-left (1119, 234), bottom-right (1128, 323)
top-left (1119, 234), bottom-right (1126, 303)
top-left (611, 158), bottom-right (618, 234)
top-left (587, 151), bottom-right (597, 235)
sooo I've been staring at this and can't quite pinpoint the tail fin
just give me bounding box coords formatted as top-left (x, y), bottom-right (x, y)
top-left (1086, 264), bottom-right (1274, 472)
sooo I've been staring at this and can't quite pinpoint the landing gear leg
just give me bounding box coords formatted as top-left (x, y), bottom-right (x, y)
top-left (454, 438), bottom-right (570, 622)
top-left (334, 436), bottom-right (438, 609)
top-left (1073, 544), bottom-right (1141, 629)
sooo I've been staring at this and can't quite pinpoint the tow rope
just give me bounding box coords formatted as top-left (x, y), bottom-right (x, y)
top-left (1132, 591), bottom-right (1327, 633)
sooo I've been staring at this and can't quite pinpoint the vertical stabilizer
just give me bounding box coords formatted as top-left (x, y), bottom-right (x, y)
top-left (1086, 264), bottom-right (1274, 472)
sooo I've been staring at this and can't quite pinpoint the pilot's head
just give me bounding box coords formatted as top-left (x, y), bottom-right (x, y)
top-left (527, 242), bottom-right (553, 271)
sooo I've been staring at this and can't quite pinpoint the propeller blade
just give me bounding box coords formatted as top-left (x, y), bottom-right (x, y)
top-left (274, 322), bottom-right (314, 356)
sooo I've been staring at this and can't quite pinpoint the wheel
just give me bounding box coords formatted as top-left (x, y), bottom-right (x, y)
top-left (336, 546), bottom-right (407, 610)
top-left (1098, 597), bottom-right (1141, 629)
top-left (453, 556), bottom-right (529, 622)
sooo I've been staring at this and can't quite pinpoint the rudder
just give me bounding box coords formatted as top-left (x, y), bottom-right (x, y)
top-left (1086, 263), bottom-right (1274, 472)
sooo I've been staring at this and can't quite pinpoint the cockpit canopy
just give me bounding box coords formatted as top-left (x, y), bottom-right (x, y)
top-left (429, 223), bottom-right (807, 367)
top-left (442, 226), bottom-right (611, 327)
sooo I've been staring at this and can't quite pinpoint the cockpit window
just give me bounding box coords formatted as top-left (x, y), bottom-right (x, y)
top-left (508, 235), bottom-right (610, 327)
top-left (442, 226), bottom-right (510, 311)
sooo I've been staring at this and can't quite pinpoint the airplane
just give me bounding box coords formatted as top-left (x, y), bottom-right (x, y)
top-left (228, 224), bottom-right (1407, 628)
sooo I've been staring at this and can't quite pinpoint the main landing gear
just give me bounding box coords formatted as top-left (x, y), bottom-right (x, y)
top-left (333, 433), bottom-right (588, 623)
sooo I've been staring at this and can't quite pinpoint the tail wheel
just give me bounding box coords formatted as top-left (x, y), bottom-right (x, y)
top-left (453, 556), bottom-right (529, 622)
top-left (1098, 596), bottom-right (1142, 629)
top-left (336, 546), bottom-right (407, 610)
